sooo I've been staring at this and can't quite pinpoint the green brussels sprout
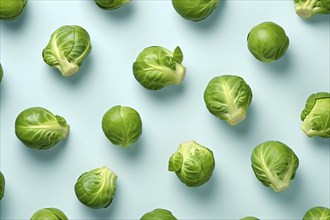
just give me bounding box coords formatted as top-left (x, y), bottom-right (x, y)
top-left (303, 206), bottom-right (330, 220)
top-left (240, 217), bottom-right (260, 220)
top-left (300, 92), bottom-right (330, 138)
top-left (15, 107), bottom-right (70, 150)
top-left (251, 141), bottom-right (299, 192)
top-left (203, 75), bottom-right (252, 126)
top-left (140, 208), bottom-right (178, 220)
top-left (171, 0), bottom-right (219, 22)
top-left (168, 140), bottom-right (215, 187)
top-left (102, 105), bottom-right (142, 147)
top-left (0, 0), bottom-right (27, 20)
top-left (0, 63), bottom-right (3, 82)
top-left (133, 46), bottom-right (186, 90)
top-left (0, 171), bottom-right (5, 201)
top-left (42, 25), bottom-right (92, 77)
top-left (74, 166), bottom-right (117, 209)
top-left (247, 21), bottom-right (289, 63)
top-left (95, 0), bottom-right (130, 10)
top-left (294, 0), bottom-right (330, 18)
top-left (30, 208), bottom-right (68, 220)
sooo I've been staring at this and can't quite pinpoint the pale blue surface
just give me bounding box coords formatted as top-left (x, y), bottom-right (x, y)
top-left (0, 1), bottom-right (329, 219)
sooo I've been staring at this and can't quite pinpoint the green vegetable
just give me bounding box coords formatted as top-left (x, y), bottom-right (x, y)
top-left (42, 25), bottom-right (92, 77)
top-left (0, 171), bottom-right (5, 201)
top-left (300, 92), bottom-right (330, 138)
top-left (30, 208), bottom-right (68, 220)
top-left (247, 21), bottom-right (289, 63)
top-left (133, 46), bottom-right (186, 90)
top-left (168, 140), bottom-right (215, 187)
top-left (0, 63), bottom-right (3, 82)
top-left (0, 0), bottom-right (27, 19)
top-left (74, 166), bottom-right (117, 209)
top-left (251, 141), bottom-right (299, 192)
top-left (203, 75), bottom-right (252, 126)
top-left (102, 105), bottom-right (142, 147)
top-left (294, 0), bottom-right (330, 18)
top-left (240, 217), bottom-right (260, 220)
top-left (171, 0), bottom-right (219, 21)
top-left (140, 208), bottom-right (178, 220)
top-left (303, 206), bottom-right (330, 220)
top-left (95, 0), bottom-right (130, 10)
top-left (15, 107), bottom-right (70, 150)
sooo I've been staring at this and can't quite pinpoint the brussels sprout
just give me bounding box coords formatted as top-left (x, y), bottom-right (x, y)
top-left (240, 217), bottom-right (260, 220)
top-left (102, 105), bottom-right (142, 147)
top-left (300, 92), bottom-right (330, 138)
top-left (247, 21), bottom-right (289, 63)
top-left (303, 206), bottom-right (330, 220)
top-left (30, 208), bottom-right (68, 220)
top-left (15, 107), bottom-right (70, 150)
top-left (168, 140), bottom-right (215, 187)
top-left (42, 25), bottom-right (92, 77)
top-left (74, 166), bottom-right (117, 209)
top-left (133, 46), bottom-right (186, 90)
top-left (95, 0), bottom-right (130, 10)
top-left (0, 171), bottom-right (5, 201)
top-left (203, 75), bottom-right (252, 126)
top-left (0, 63), bottom-right (3, 82)
top-left (251, 141), bottom-right (299, 192)
top-left (0, 0), bottom-right (27, 20)
top-left (140, 208), bottom-right (178, 220)
top-left (294, 0), bottom-right (330, 18)
top-left (171, 0), bottom-right (219, 22)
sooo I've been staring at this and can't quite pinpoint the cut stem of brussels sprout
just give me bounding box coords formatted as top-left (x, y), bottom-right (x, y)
top-left (56, 56), bottom-right (80, 77)
top-left (226, 106), bottom-right (247, 126)
top-left (294, 0), bottom-right (330, 18)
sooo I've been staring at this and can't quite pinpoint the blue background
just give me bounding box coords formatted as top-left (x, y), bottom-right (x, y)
top-left (0, 1), bottom-right (329, 219)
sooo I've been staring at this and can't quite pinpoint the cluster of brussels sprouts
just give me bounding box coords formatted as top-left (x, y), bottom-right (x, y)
top-left (0, 0), bottom-right (329, 219)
